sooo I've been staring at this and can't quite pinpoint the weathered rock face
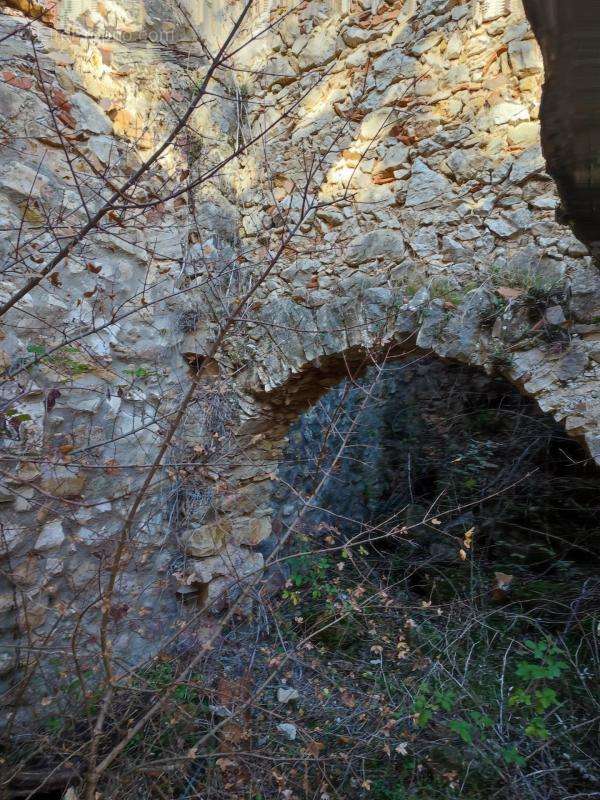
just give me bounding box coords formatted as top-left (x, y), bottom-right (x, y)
top-left (522, 0), bottom-right (600, 254)
top-left (2, 0), bottom-right (600, 724)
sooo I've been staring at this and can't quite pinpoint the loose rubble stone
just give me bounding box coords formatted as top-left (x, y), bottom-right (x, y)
top-left (277, 723), bottom-right (297, 740)
top-left (277, 687), bottom-right (300, 704)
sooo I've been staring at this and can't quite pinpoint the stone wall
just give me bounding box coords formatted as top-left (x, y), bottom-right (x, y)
top-left (1, 0), bottom-right (600, 723)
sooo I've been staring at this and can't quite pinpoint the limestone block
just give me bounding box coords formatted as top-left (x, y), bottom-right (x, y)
top-left (405, 159), bottom-right (454, 207)
top-left (57, 388), bottom-right (104, 413)
top-left (78, 134), bottom-right (115, 168)
top-left (190, 545), bottom-right (263, 584)
top-left (554, 346), bottom-right (589, 382)
top-left (0, 163), bottom-right (57, 202)
top-left (262, 56), bottom-right (295, 88)
top-left (565, 416), bottom-right (588, 434)
top-left (345, 47), bottom-right (368, 68)
top-left (456, 224), bottom-right (480, 241)
top-left (342, 26), bottom-right (379, 47)
top-left (492, 101), bottom-right (530, 126)
top-left (442, 235), bottom-right (471, 260)
top-left (446, 31), bottom-right (463, 59)
top-left (443, 288), bottom-right (496, 361)
top-left (569, 266), bottom-right (600, 322)
top-left (415, 79), bottom-right (439, 97)
top-left (296, 23), bottom-right (340, 71)
top-left (0, 594), bottom-right (15, 614)
top-left (411, 32), bottom-right (443, 56)
top-left (70, 92), bottom-right (112, 135)
top-left (415, 302), bottom-right (446, 349)
top-left (410, 227), bottom-right (439, 257)
top-left (0, 651), bottom-right (16, 677)
top-left (0, 528), bottom-right (22, 554)
top-left (510, 145), bottom-right (547, 183)
top-left (346, 230), bottom-right (405, 265)
top-left (0, 80), bottom-right (51, 140)
top-left (317, 207), bottom-right (344, 226)
top-left (35, 521), bottom-right (65, 553)
top-left (181, 520), bottom-right (232, 558)
top-left (278, 13), bottom-right (301, 47)
top-left (233, 516), bottom-right (272, 547)
top-left (372, 49), bottom-right (417, 87)
top-left (508, 39), bottom-right (543, 78)
top-left (0, 81), bottom-right (27, 121)
top-left (41, 467), bottom-right (86, 498)
top-left (354, 183), bottom-right (396, 208)
top-left (16, 596), bottom-right (47, 631)
top-left (359, 109), bottom-right (399, 141)
top-left (452, 3), bottom-right (470, 20)
top-left (69, 559), bottom-right (99, 590)
top-left (447, 149), bottom-right (487, 183)
top-left (0, 483), bottom-right (14, 503)
top-left (374, 143), bottom-right (409, 176)
top-left (507, 121), bottom-right (540, 148)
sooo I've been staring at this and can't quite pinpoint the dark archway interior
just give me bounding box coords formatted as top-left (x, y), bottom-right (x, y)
top-left (275, 358), bottom-right (600, 622)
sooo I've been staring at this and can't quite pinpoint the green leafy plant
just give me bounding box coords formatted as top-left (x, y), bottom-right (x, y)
top-left (413, 685), bottom-right (457, 727)
top-left (508, 639), bottom-right (568, 740)
top-left (502, 746), bottom-right (526, 768)
top-left (282, 553), bottom-right (337, 605)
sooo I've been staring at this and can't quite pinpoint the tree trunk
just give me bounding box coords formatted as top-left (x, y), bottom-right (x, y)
top-left (523, 0), bottom-right (600, 256)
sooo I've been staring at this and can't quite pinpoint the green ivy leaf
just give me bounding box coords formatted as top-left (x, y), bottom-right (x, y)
top-left (449, 719), bottom-right (473, 745)
top-left (536, 687), bottom-right (558, 711)
top-left (546, 661), bottom-right (568, 679)
top-left (525, 717), bottom-right (550, 740)
top-left (516, 661), bottom-right (547, 680)
top-left (502, 746), bottom-right (526, 767)
top-left (434, 689), bottom-right (456, 712)
top-left (468, 710), bottom-right (494, 729)
top-left (509, 688), bottom-right (532, 707)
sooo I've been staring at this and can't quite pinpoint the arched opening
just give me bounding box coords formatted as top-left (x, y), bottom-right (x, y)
top-left (6, 354), bottom-right (600, 800)
top-left (273, 355), bottom-right (600, 621)
top-left (191, 350), bottom-right (600, 800)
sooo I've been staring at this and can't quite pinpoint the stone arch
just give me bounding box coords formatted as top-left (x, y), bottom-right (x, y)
top-left (176, 282), bottom-right (600, 605)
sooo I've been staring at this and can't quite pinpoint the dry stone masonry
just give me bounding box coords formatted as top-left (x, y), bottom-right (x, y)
top-left (1, 0), bottom-right (600, 722)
